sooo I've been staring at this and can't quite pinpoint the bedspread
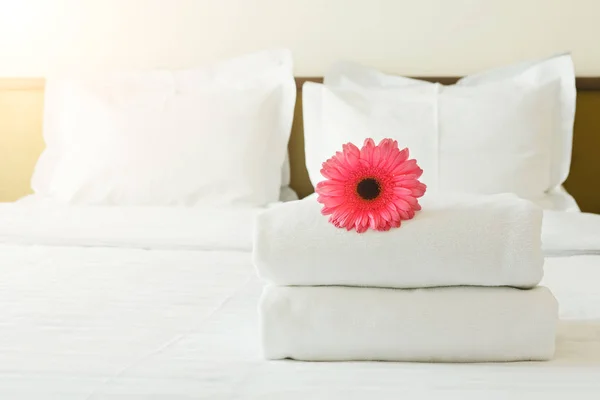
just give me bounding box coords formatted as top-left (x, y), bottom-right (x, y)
top-left (1, 204), bottom-right (600, 399)
top-left (0, 244), bottom-right (599, 399)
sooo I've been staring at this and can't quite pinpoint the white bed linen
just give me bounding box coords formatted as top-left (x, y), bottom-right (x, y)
top-left (1, 205), bottom-right (600, 399)
top-left (0, 201), bottom-right (262, 251)
top-left (542, 210), bottom-right (600, 256)
top-left (1, 244), bottom-right (599, 399)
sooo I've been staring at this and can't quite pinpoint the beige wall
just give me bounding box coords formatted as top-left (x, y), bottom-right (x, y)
top-left (0, 0), bottom-right (597, 76)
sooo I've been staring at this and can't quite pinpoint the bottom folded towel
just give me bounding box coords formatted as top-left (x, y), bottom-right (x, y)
top-left (260, 285), bottom-right (558, 362)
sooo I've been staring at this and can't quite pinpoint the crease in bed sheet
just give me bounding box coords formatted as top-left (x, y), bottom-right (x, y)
top-left (0, 244), bottom-right (253, 399)
top-left (84, 272), bottom-right (255, 400)
top-left (0, 201), bottom-right (270, 251)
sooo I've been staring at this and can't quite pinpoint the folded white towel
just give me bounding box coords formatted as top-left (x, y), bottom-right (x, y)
top-left (254, 193), bottom-right (543, 289)
top-left (260, 285), bottom-right (557, 362)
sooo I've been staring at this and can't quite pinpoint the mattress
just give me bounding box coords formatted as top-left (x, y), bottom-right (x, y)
top-left (1, 203), bottom-right (600, 399)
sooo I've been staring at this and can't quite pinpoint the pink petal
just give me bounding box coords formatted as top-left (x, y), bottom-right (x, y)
top-left (410, 184), bottom-right (427, 197)
top-left (317, 185), bottom-right (346, 196)
top-left (376, 139), bottom-right (397, 168)
top-left (320, 206), bottom-right (337, 215)
top-left (393, 187), bottom-right (413, 196)
top-left (367, 212), bottom-right (376, 230)
top-left (319, 195), bottom-right (347, 208)
top-left (353, 213), bottom-right (364, 229)
top-left (392, 159), bottom-right (418, 175)
top-left (342, 143), bottom-right (361, 167)
top-left (331, 152), bottom-right (351, 172)
top-left (389, 148), bottom-right (409, 169)
top-left (398, 209), bottom-right (410, 220)
top-left (396, 177), bottom-right (422, 186)
top-left (402, 196), bottom-right (419, 208)
top-left (379, 207), bottom-right (392, 223)
top-left (316, 180), bottom-right (344, 191)
top-left (363, 138), bottom-right (376, 147)
top-left (386, 202), bottom-right (401, 220)
top-left (379, 223), bottom-right (391, 232)
top-left (360, 139), bottom-right (376, 164)
top-left (372, 146), bottom-right (381, 167)
top-left (393, 198), bottom-right (413, 212)
top-left (321, 157), bottom-right (339, 170)
top-left (321, 166), bottom-right (347, 181)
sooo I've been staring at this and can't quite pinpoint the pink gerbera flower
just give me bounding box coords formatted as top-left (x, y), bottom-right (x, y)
top-left (315, 138), bottom-right (426, 233)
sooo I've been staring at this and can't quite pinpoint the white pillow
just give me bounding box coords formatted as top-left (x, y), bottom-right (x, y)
top-left (456, 54), bottom-right (575, 190)
top-left (33, 49), bottom-right (296, 206)
top-left (303, 83), bottom-right (439, 189)
top-left (303, 79), bottom-right (558, 201)
top-left (322, 54), bottom-right (576, 208)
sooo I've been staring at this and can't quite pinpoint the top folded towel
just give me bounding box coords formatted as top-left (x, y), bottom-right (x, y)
top-left (253, 193), bottom-right (543, 289)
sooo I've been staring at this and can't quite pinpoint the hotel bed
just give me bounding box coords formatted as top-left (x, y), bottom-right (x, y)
top-left (3, 52), bottom-right (600, 398)
top-left (1, 205), bottom-right (600, 399)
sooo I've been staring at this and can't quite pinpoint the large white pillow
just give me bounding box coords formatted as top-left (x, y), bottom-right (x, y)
top-left (303, 79), bottom-right (558, 201)
top-left (33, 49), bottom-right (296, 206)
top-left (321, 54), bottom-right (577, 209)
top-left (456, 54), bottom-right (575, 190)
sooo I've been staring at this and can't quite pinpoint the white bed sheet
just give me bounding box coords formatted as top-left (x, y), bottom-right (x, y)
top-left (0, 201), bottom-right (262, 251)
top-left (0, 247), bottom-right (599, 399)
top-left (1, 205), bottom-right (600, 399)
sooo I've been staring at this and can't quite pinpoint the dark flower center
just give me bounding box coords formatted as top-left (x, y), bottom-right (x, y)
top-left (356, 178), bottom-right (381, 200)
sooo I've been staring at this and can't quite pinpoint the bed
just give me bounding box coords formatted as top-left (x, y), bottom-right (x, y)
top-left (2, 74), bottom-right (600, 399)
top-left (1, 206), bottom-right (600, 399)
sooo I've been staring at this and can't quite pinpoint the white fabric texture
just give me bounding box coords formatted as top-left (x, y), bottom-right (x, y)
top-left (279, 185), bottom-right (299, 202)
top-left (0, 208), bottom-right (600, 398)
top-left (260, 285), bottom-right (558, 362)
top-left (254, 193), bottom-right (543, 288)
top-left (457, 53), bottom-right (576, 189)
top-left (536, 186), bottom-right (580, 212)
top-left (0, 201), bottom-right (264, 251)
top-left (543, 210), bottom-right (600, 256)
top-left (311, 53), bottom-right (576, 209)
top-left (1, 244), bottom-right (600, 399)
top-left (33, 49), bottom-right (296, 206)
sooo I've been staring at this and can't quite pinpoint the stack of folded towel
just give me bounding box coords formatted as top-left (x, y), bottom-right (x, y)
top-left (253, 193), bottom-right (558, 362)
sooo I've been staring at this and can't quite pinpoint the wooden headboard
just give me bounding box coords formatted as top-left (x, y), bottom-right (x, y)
top-left (1, 77), bottom-right (600, 213)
